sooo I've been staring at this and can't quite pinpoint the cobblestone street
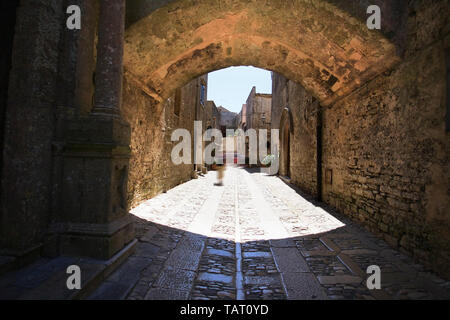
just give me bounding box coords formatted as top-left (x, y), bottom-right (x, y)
top-left (89, 167), bottom-right (450, 300)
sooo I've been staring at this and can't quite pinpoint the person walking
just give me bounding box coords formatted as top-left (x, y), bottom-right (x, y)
top-left (216, 163), bottom-right (225, 186)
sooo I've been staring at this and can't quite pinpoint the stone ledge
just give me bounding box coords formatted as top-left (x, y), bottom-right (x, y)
top-left (52, 214), bottom-right (133, 237)
top-left (0, 238), bottom-right (137, 300)
top-left (73, 238), bottom-right (138, 300)
top-left (60, 220), bottom-right (135, 260)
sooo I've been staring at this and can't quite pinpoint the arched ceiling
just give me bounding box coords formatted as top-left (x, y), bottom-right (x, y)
top-left (124, 0), bottom-right (400, 106)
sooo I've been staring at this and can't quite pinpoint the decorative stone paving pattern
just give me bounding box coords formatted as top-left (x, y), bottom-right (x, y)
top-left (88, 167), bottom-right (450, 300)
top-left (122, 174), bottom-right (217, 300)
top-left (236, 170), bottom-right (287, 300)
top-left (189, 171), bottom-right (238, 300)
top-left (245, 168), bottom-right (450, 300)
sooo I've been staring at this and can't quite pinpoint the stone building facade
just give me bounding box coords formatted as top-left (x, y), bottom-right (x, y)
top-left (243, 87), bottom-right (272, 159)
top-left (245, 87), bottom-right (272, 133)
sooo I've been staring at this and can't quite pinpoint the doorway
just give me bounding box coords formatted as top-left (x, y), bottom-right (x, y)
top-left (281, 116), bottom-right (291, 178)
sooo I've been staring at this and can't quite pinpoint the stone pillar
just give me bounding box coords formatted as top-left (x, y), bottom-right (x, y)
top-left (55, 0), bottom-right (135, 260)
top-left (92, 0), bottom-right (125, 116)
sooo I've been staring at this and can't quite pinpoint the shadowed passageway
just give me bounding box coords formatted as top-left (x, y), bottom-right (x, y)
top-left (89, 167), bottom-right (450, 300)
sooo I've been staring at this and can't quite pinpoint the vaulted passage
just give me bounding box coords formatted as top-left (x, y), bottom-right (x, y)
top-left (0, 0), bottom-right (449, 300)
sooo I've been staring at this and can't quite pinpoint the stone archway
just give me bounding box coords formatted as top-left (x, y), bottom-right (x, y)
top-left (123, 0), bottom-right (399, 106)
top-left (120, 1), bottom-right (400, 232)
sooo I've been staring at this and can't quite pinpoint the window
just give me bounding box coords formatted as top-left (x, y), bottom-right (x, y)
top-left (200, 83), bottom-right (206, 106)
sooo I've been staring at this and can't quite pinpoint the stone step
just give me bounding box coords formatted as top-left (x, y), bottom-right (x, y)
top-left (0, 239), bottom-right (137, 300)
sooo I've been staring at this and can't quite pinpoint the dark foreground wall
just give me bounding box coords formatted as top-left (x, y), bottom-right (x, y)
top-left (1, 0), bottom-right (64, 254)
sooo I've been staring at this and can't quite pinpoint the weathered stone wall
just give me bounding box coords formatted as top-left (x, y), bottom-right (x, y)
top-left (246, 87), bottom-right (272, 132)
top-left (1, 0), bottom-right (64, 253)
top-left (0, 0), bottom-right (19, 195)
top-left (125, 0), bottom-right (410, 54)
top-left (322, 1), bottom-right (449, 278)
top-left (272, 1), bottom-right (450, 279)
top-left (272, 73), bottom-right (319, 197)
top-left (122, 75), bottom-right (212, 209)
top-left (322, 39), bottom-right (449, 278)
top-left (124, 0), bottom-right (400, 105)
top-left (205, 101), bottom-right (221, 130)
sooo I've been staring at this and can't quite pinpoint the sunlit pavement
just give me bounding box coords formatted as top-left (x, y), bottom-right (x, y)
top-left (89, 167), bottom-right (450, 300)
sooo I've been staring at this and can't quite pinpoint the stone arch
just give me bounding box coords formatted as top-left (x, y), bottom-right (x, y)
top-left (124, 0), bottom-right (400, 107)
top-left (279, 107), bottom-right (293, 177)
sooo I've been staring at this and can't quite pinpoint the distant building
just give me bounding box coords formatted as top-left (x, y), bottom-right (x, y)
top-left (245, 86), bottom-right (272, 132)
top-left (237, 87), bottom-right (273, 162)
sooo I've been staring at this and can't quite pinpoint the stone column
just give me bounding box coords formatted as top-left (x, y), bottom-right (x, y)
top-left (55, 0), bottom-right (135, 260)
top-left (92, 0), bottom-right (125, 116)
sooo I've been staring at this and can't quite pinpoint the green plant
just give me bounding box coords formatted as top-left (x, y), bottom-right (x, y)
top-left (261, 154), bottom-right (275, 166)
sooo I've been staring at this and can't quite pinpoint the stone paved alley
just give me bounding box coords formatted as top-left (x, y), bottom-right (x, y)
top-left (89, 167), bottom-right (450, 300)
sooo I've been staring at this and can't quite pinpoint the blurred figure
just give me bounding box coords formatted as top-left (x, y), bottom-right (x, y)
top-left (216, 164), bottom-right (225, 186)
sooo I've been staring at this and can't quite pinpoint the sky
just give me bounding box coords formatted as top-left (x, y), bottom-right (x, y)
top-left (207, 66), bottom-right (272, 113)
